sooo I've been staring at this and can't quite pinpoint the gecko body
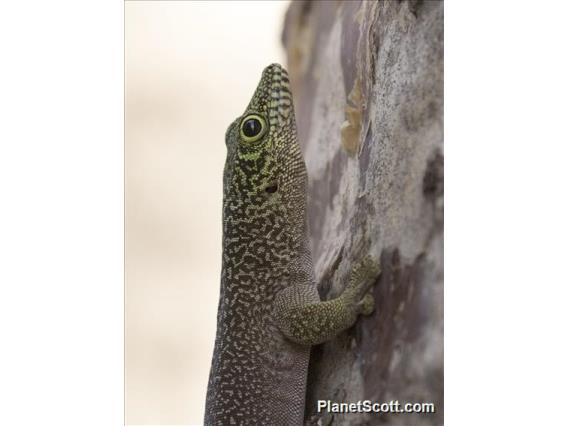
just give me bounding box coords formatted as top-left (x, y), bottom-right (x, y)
top-left (205, 64), bottom-right (379, 426)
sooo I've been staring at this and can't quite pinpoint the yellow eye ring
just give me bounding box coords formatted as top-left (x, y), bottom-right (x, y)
top-left (240, 114), bottom-right (267, 143)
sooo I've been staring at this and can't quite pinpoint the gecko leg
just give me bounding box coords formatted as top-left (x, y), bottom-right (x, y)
top-left (274, 256), bottom-right (380, 346)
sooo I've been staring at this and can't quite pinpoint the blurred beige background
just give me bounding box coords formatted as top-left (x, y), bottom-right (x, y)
top-left (125, 2), bottom-right (287, 425)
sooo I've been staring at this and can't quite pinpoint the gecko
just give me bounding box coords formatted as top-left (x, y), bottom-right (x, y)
top-left (204, 63), bottom-right (380, 426)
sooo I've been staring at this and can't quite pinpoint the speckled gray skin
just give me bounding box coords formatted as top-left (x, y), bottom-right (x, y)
top-left (204, 64), bottom-right (379, 426)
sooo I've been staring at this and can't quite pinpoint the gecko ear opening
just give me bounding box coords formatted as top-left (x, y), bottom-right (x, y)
top-left (265, 183), bottom-right (278, 194)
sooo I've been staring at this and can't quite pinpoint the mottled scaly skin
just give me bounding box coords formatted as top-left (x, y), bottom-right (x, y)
top-left (205, 64), bottom-right (379, 426)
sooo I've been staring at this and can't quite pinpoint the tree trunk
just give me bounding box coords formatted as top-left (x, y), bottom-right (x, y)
top-left (282, 1), bottom-right (443, 425)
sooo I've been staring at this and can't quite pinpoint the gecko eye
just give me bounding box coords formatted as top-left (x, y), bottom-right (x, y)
top-left (240, 114), bottom-right (267, 143)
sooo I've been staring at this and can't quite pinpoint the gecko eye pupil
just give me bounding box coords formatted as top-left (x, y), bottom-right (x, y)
top-left (242, 118), bottom-right (262, 137)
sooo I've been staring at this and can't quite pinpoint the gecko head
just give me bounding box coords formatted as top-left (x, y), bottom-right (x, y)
top-left (223, 64), bottom-right (308, 243)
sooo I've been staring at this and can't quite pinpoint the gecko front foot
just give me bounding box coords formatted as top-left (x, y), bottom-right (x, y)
top-left (273, 256), bottom-right (381, 346)
top-left (346, 256), bottom-right (381, 308)
top-left (359, 292), bottom-right (375, 315)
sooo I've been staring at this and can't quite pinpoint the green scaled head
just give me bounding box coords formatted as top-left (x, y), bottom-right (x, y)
top-left (223, 63), bottom-right (307, 249)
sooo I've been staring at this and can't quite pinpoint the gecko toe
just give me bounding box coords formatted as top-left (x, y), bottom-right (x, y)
top-left (359, 293), bottom-right (375, 316)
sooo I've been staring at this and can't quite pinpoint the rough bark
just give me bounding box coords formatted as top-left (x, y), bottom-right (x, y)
top-left (282, 1), bottom-right (443, 425)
